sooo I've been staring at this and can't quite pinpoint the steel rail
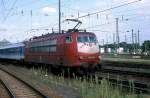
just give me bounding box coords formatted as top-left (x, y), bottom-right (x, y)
top-left (0, 68), bottom-right (49, 98)
top-left (0, 79), bottom-right (16, 98)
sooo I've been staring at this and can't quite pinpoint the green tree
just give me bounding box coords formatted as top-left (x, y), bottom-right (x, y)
top-left (142, 40), bottom-right (150, 54)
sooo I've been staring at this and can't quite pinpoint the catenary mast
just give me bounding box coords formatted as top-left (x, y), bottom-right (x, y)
top-left (59, 0), bottom-right (61, 33)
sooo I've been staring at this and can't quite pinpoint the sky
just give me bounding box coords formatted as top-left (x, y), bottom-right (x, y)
top-left (0, 0), bottom-right (150, 45)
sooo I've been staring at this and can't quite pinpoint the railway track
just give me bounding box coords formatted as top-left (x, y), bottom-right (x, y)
top-left (95, 60), bottom-right (150, 93)
top-left (0, 64), bottom-right (81, 98)
top-left (101, 66), bottom-right (150, 77)
top-left (0, 79), bottom-right (13, 98)
top-left (101, 59), bottom-right (150, 76)
top-left (91, 71), bottom-right (150, 94)
top-left (0, 61), bottom-right (149, 95)
top-left (0, 69), bottom-right (48, 98)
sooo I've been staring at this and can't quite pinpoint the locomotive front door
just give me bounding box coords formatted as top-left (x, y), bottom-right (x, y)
top-left (64, 36), bottom-right (75, 66)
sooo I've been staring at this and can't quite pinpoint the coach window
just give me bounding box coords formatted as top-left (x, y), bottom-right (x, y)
top-left (65, 36), bottom-right (72, 43)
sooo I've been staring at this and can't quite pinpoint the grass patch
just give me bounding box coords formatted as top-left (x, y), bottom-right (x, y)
top-left (30, 67), bottom-right (147, 98)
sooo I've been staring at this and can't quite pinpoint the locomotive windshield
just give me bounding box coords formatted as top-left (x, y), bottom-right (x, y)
top-left (77, 36), bottom-right (97, 43)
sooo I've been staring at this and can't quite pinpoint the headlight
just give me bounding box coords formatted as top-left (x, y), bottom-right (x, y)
top-left (88, 56), bottom-right (95, 59)
top-left (98, 56), bottom-right (101, 59)
top-left (79, 56), bottom-right (84, 59)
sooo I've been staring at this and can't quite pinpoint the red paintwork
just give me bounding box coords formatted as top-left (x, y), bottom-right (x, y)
top-left (24, 31), bottom-right (100, 67)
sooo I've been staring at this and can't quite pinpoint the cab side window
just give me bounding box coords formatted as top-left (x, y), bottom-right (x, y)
top-left (65, 36), bottom-right (72, 43)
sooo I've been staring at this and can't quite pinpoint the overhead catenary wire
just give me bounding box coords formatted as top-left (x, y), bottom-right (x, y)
top-left (80, 0), bottom-right (137, 14)
top-left (59, 0), bottom-right (143, 31)
top-left (2, 0), bottom-right (18, 23)
top-left (25, 9), bottom-right (150, 34)
top-left (0, 0), bottom-right (146, 43)
top-left (82, 13), bottom-right (148, 34)
top-left (2, 0), bottom-right (143, 23)
top-left (5, 1), bottom-right (72, 17)
top-left (3, 0), bottom-right (58, 12)
top-left (74, 0), bottom-right (142, 19)
top-left (61, 2), bottom-right (150, 24)
top-left (0, 0), bottom-right (6, 21)
top-left (55, 0), bottom-right (142, 32)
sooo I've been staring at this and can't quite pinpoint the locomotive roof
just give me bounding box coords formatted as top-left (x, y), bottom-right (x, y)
top-left (0, 42), bottom-right (24, 50)
top-left (29, 31), bottom-right (95, 42)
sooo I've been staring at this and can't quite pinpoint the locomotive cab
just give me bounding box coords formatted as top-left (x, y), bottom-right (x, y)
top-left (63, 19), bottom-right (100, 68)
top-left (76, 32), bottom-right (100, 68)
top-left (63, 31), bottom-right (100, 68)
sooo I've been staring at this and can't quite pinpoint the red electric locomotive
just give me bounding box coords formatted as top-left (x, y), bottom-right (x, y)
top-left (24, 19), bottom-right (100, 69)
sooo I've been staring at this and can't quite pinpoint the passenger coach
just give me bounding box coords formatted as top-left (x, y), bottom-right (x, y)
top-left (0, 43), bottom-right (24, 60)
